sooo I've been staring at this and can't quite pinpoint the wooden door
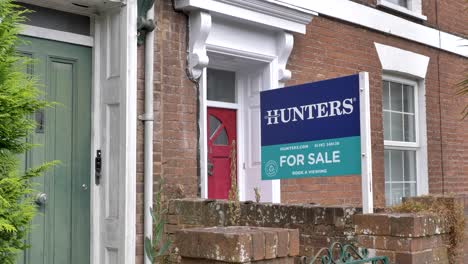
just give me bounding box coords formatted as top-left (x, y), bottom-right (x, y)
top-left (17, 36), bottom-right (91, 264)
top-left (207, 108), bottom-right (237, 199)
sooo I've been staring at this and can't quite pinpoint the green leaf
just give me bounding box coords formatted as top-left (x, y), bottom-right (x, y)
top-left (157, 241), bottom-right (171, 256)
top-left (144, 237), bottom-right (154, 263)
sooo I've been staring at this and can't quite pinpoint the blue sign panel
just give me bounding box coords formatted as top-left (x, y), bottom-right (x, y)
top-left (261, 74), bottom-right (362, 180)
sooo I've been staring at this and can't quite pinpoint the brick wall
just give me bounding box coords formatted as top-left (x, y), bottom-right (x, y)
top-left (176, 226), bottom-right (299, 263)
top-left (283, 15), bottom-right (468, 207)
top-left (350, 0), bottom-right (467, 37)
top-left (165, 198), bottom-right (460, 264)
top-left (354, 213), bottom-right (450, 263)
top-left (136, 0), bottom-right (468, 262)
top-left (166, 199), bottom-right (358, 262)
top-left (136, 0), bottom-right (197, 262)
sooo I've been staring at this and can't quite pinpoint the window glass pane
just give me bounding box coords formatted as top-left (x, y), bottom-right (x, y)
top-left (404, 150), bottom-right (417, 181)
top-left (384, 150), bottom-right (391, 181)
top-left (403, 85), bottom-right (415, 113)
top-left (383, 111), bottom-right (391, 140)
top-left (385, 183), bottom-right (392, 206)
top-left (390, 150), bottom-right (403, 182)
top-left (213, 128), bottom-right (228, 145)
top-left (391, 183), bottom-right (405, 205)
top-left (404, 183), bottom-right (417, 197)
top-left (20, 3), bottom-right (91, 35)
top-left (390, 81), bottom-right (403, 111)
top-left (383, 81), bottom-right (390, 110)
top-left (403, 114), bottom-right (416, 142)
top-left (209, 115), bottom-right (221, 138)
top-left (386, 0), bottom-right (408, 8)
top-left (207, 68), bottom-right (236, 103)
top-left (385, 149), bottom-right (417, 206)
top-left (390, 112), bottom-right (404, 141)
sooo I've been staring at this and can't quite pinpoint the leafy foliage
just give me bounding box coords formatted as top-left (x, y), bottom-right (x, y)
top-left (0, 1), bottom-right (53, 263)
top-left (144, 180), bottom-right (171, 263)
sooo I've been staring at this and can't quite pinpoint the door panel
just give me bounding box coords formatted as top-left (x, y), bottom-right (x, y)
top-left (96, 5), bottom-right (136, 263)
top-left (17, 36), bottom-right (91, 264)
top-left (207, 108), bottom-right (237, 199)
top-left (241, 69), bottom-right (275, 202)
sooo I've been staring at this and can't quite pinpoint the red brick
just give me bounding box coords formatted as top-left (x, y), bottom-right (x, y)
top-left (288, 229), bottom-right (300, 256)
top-left (354, 214), bottom-right (391, 235)
top-left (264, 230), bottom-right (278, 259)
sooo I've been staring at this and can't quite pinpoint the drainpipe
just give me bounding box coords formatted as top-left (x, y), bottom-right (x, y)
top-left (138, 2), bottom-right (155, 264)
top-left (144, 5), bottom-right (155, 264)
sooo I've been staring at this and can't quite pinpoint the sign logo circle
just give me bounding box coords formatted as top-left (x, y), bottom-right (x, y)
top-left (265, 160), bottom-right (278, 177)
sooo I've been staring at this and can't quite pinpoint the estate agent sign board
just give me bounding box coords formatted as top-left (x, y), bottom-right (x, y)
top-left (260, 73), bottom-right (373, 213)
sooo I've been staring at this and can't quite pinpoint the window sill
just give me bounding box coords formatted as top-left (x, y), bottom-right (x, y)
top-left (377, 0), bottom-right (427, 21)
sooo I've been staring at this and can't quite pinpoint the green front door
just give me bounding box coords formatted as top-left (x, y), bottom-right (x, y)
top-left (17, 36), bottom-right (91, 264)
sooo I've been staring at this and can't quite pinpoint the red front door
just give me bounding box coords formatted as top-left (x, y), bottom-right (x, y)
top-left (207, 107), bottom-right (237, 199)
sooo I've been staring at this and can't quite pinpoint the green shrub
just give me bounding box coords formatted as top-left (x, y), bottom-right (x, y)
top-left (0, 1), bottom-right (52, 263)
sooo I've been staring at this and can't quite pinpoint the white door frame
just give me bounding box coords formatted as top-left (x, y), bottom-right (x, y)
top-left (199, 46), bottom-right (281, 203)
top-left (19, 2), bottom-right (138, 263)
top-left (91, 3), bottom-right (137, 264)
top-left (20, 25), bottom-right (94, 47)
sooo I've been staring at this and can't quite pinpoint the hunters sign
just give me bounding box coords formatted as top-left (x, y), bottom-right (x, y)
top-left (261, 74), bottom-right (365, 180)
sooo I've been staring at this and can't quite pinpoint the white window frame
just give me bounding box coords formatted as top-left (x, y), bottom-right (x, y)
top-left (377, 0), bottom-right (427, 21)
top-left (375, 42), bottom-right (430, 204)
top-left (383, 75), bottom-right (420, 149)
top-left (383, 74), bottom-right (423, 205)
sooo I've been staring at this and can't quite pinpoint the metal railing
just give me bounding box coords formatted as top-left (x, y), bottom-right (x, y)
top-left (301, 242), bottom-right (388, 264)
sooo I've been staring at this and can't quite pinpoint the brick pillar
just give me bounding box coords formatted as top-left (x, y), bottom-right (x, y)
top-left (354, 213), bottom-right (450, 264)
top-left (175, 226), bottom-right (299, 263)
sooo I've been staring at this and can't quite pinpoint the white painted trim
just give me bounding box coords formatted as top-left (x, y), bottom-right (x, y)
top-left (277, 32), bottom-right (294, 84)
top-left (124, 1), bottom-right (138, 263)
top-left (208, 44), bottom-right (276, 63)
top-left (359, 72), bottom-right (373, 214)
top-left (200, 69), bottom-right (209, 199)
top-left (175, 0), bottom-right (315, 34)
top-left (90, 3), bottom-right (137, 264)
top-left (384, 141), bottom-right (418, 149)
top-left (235, 73), bottom-right (245, 202)
top-left (20, 24), bottom-right (94, 47)
top-left (187, 11), bottom-right (211, 79)
top-left (416, 80), bottom-right (428, 196)
top-left (279, 0), bottom-right (468, 57)
top-left (268, 61), bottom-right (281, 203)
top-left (90, 17), bottom-right (101, 264)
top-left (377, 0), bottom-right (427, 21)
top-left (18, 0), bottom-right (124, 16)
top-left (207, 100), bottom-right (240, 110)
top-left (375, 43), bottom-right (430, 79)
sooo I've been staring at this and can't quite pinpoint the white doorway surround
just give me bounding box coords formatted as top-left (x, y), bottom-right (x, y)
top-left (175, 0), bottom-right (316, 203)
top-left (19, 1), bottom-right (138, 263)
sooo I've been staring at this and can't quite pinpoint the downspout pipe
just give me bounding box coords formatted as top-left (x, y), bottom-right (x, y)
top-left (141, 4), bottom-right (155, 264)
